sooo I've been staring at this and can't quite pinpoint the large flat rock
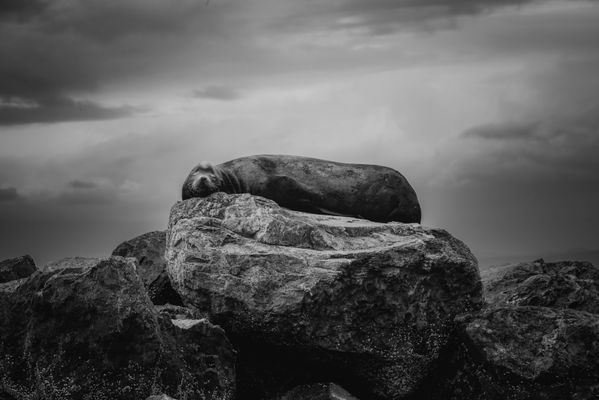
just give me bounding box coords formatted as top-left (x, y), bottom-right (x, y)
top-left (166, 193), bottom-right (482, 399)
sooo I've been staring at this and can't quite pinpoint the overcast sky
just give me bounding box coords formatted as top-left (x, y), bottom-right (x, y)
top-left (1, 0), bottom-right (598, 266)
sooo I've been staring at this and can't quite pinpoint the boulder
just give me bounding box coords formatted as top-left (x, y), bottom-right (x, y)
top-left (482, 259), bottom-right (599, 313)
top-left (164, 318), bottom-right (236, 400)
top-left (43, 256), bottom-right (101, 272)
top-left (166, 193), bottom-right (482, 399)
top-left (112, 231), bottom-right (183, 305)
top-left (0, 255), bottom-right (36, 283)
top-left (429, 259), bottom-right (599, 400)
top-left (276, 382), bottom-right (359, 400)
top-left (0, 256), bottom-right (235, 400)
top-left (451, 306), bottom-right (599, 400)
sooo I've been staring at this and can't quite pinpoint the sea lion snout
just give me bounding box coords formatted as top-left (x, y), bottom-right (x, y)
top-left (182, 161), bottom-right (224, 199)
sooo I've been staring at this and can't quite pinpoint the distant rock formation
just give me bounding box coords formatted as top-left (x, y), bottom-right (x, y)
top-left (0, 254), bottom-right (36, 283)
top-left (0, 257), bottom-right (235, 400)
top-left (166, 193), bottom-right (482, 399)
top-left (112, 230), bottom-right (183, 305)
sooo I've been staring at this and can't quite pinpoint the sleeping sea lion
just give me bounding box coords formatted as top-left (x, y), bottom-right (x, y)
top-left (181, 154), bottom-right (421, 223)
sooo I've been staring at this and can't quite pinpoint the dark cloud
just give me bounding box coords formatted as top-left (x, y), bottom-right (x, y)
top-left (0, 0), bottom-right (47, 20)
top-left (0, 96), bottom-right (141, 125)
top-left (455, 107), bottom-right (599, 185)
top-left (68, 180), bottom-right (97, 189)
top-left (462, 122), bottom-right (539, 140)
top-left (192, 85), bottom-right (242, 101)
top-left (270, 0), bottom-right (536, 35)
top-left (0, 186), bottom-right (22, 202)
top-left (0, 0), bottom-right (235, 125)
top-left (56, 190), bottom-right (115, 205)
top-left (36, 0), bottom-right (232, 42)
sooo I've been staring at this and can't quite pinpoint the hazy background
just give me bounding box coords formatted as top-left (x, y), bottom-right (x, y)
top-left (1, 0), bottom-right (598, 267)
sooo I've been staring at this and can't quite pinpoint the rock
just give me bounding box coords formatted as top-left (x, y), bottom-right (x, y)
top-left (43, 256), bottom-right (101, 272)
top-left (112, 231), bottom-right (183, 305)
top-left (276, 382), bottom-right (359, 400)
top-left (148, 271), bottom-right (184, 305)
top-left (0, 256), bottom-right (235, 400)
top-left (112, 231), bottom-right (166, 286)
top-left (146, 395), bottom-right (178, 400)
top-left (0, 255), bottom-right (36, 283)
top-left (156, 303), bottom-right (203, 320)
top-left (450, 306), bottom-right (599, 400)
top-left (165, 318), bottom-right (236, 399)
top-left (166, 193), bottom-right (482, 399)
top-left (427, 259), bottom-right (599, 399)
top-left (482, 258), bottom-right (599, 313)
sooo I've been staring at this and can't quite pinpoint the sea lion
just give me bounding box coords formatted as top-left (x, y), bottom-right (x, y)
top-left (181, 154), bottom-right (421, 223)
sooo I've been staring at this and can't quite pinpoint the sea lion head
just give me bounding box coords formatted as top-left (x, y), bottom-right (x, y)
top-left (182, 161), bottom-right (224, 199)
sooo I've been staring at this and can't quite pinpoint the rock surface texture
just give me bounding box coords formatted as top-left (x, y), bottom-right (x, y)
top-left (482, 258), bottom-right (599, 313)
top-left (166, 193), bottom-right (482, 399)
top-left (112, 230), bottom-right (183, 305)
top-left (0, 254), bottom-right (36, 283)
top-left (0, 257), bottom-right (235, 400)
top-left (276, 382), bottom-right (360, 400)
top-left (43, 256), bottom-right (101, 272)
top-left (433, 259), bottom-right (599, 400)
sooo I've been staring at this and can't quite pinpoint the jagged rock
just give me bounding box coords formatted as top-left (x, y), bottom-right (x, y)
top-left (43, 256), bottom-right (101, 272)
top-left (166, 193), bottom-right (482, 399)
top-left (0, 256), bottom-right (235, 400)
top-left (148, 271), bottom-right (184, 305)
top-left (112, 231), bottom-right (165, 285)
top-left (112, 231), bottom-right (183, 305)
top-left (276, 382), bottom-right (359, 400)
top-left (0, 255), bottom-right (36, 283)
top-left (165, 318), bottom-right (236, 398)
top-left (449, 306), bottom-right (599, 400)
top-left (482, 259), bottom-right (599, 313)
top-left (428, 259), bottom-right (599, 400)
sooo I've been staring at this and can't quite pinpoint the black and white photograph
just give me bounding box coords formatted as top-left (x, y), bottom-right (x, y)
top-left (1, 0), bottom-right (598, 399)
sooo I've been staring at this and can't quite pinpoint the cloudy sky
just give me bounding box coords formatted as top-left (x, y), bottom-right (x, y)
top-left (1, 0), bottom-right (598, 266)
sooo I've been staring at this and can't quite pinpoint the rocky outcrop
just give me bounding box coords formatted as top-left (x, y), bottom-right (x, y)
top-left (0, 257), bottom-right (235, 400)
top-left (276, 382), bottom-right (359, 400)
top-left (43, 256), bottom-right (101, 271)
top-left (166, 193), bottom-right (482, 399)
top-left (482, 259), bottom-right (599, 313)
top-left (455, 306), bottom-right (599, 400)
top-left (432, 259), bottom-right (599, 400)
top-left (0, 255), bottom-right (36, 283)
top-left (112, 231), bottom-right (182, 305)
